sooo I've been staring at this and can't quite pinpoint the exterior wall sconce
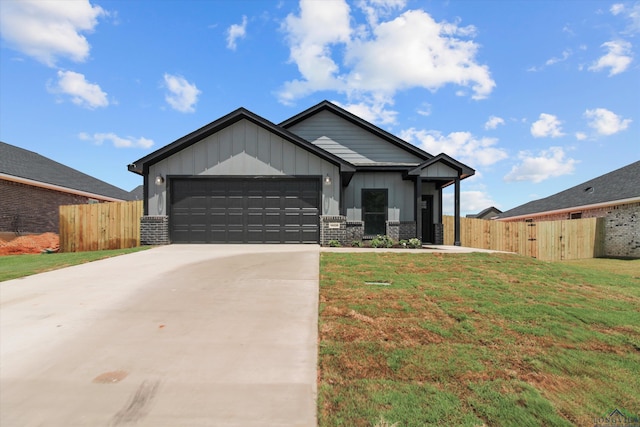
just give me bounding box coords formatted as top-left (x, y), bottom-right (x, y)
top-left (155, 175), bottom-right (165, 186)
top-left (324, 174), bottom-right (332, 186)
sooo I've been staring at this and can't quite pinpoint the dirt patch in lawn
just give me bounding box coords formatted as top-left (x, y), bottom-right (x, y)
top-left (0, 233), bottom-right (60, 256)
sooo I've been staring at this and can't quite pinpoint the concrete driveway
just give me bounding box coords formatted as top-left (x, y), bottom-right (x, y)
top-left (0, 245), bottom-right (319, 427)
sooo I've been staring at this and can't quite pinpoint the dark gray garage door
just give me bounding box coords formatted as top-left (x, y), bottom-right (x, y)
top-left (170, 178), bottom-right (320, 243)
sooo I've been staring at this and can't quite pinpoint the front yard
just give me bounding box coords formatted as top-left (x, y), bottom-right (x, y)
top-left (319, 252), bottom-right (640, 426)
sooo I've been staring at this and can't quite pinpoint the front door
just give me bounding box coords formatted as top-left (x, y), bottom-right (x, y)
top-left (362, 189), bottom-right (387, 236)
top-left (421, 195), bottom-right (434, 243)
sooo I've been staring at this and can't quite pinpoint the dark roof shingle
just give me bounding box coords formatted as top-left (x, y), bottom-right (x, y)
top-left (0, 141), bottom-right (133, 200)
top-left (497, 161), bottom-right (640, 219)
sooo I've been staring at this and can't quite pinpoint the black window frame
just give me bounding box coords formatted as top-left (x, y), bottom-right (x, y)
top-left (362, 188), bottom-right (388, 237)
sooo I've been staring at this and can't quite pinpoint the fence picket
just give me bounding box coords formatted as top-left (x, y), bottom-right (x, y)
top-left (59, 201), bottom-right (143, 252)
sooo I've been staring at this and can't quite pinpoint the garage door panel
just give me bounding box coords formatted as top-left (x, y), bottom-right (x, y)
top-left (170, 178), bottom-right (319, 243)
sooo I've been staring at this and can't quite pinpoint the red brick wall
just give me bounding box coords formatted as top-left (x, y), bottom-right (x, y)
top-left (0, 179), bottom-right (92, 234)
top-left (500, 202), bottom-right (639, 222)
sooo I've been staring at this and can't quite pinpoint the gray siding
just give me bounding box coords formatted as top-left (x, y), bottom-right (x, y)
top-left (344, 172), bottom-right (414, 222)
top-left (148, 119), bottom-right (339, 216)
top-left (288, 110), bottom-right (422, 165)
top-left (421, 162), bottom-right (457, 178)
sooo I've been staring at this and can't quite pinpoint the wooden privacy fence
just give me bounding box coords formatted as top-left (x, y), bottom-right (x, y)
top-left (59, 201), bottom-right (143, 252)
top-left (443, 216), bottom-right (605, 261)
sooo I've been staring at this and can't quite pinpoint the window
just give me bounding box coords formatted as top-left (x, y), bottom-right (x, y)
top-left (362, 189), bottom-right (387, 236)
top-left (570, 212), bottom-right (582, 219)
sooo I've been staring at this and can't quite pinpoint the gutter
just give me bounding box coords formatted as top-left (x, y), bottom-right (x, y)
top-left (495, 196), bottom-right (640, 221)
top-left (0, 173), bottom-right (126, 203)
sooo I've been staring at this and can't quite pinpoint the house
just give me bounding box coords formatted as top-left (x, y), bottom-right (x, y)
top-left (496, 161), bottom-right (640, 222)
top-left (128, 100), bottom-right (475, 245)
top-left (496, 161), bottom-right (640, 259)
top-left (0, 141), bottom-right (135, 234)
top-left (466, 206), bottom-right (502, 220)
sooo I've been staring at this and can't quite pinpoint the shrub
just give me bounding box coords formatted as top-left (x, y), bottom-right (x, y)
top-left (371, 235), bottom-right (393, 248)
top-left (351, 240), bottom-right (363, 247)
top-left (327, 239), bottom-right (342, 247)
top-left (407, 238), bottom-right (422, 249)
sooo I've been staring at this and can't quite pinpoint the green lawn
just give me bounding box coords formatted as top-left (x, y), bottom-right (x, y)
top-left (0, 246), bottom-right (151, 282)
top-left (319, 252), bottom-right (640, 426)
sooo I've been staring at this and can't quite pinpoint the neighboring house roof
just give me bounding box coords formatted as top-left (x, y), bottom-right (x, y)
top-left (128, 107), bottom-right (356, 176)
top-left (496, 161), bottom-right (640, 220)
top-left (0, 141), bottom-right (133, 201)
top-left (129, 185), bottom-right (144, 200)
top-left (279, 100), bottom-right (433, 163)
top-left (467, 206), bottom-right (502, 219)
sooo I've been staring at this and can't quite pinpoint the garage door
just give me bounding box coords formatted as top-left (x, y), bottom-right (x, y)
top-left (169, 178), bottom-right (320, 243)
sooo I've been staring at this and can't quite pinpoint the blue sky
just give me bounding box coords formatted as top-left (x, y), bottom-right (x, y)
top-left (1, 0), bottom-right (638, 215)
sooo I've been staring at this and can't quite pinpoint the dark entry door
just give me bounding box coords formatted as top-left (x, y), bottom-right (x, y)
top-left (170, 177), bottom-right (320, 244)
top-left (421, 195), bottom-right (434, 243)
top-left (362, 189), bottom-right (387, 236)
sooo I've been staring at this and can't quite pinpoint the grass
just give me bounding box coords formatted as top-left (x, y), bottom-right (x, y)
top-left (318, 252), bottom-right (640, 426)
top-left (0, 246), bottom-right (151, 282)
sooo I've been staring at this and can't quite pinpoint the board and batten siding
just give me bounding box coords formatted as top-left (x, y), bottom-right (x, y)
top-left (420, 162), bottom-right (458, 178)
top-left (147, 119), bottom-right (340, 216)
top-left (344, 172), bottom-right (419, 222)
top-left (287, 110), bottom-right (422, 165)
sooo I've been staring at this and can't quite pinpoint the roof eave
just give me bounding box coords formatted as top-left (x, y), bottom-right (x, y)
top-left (495, 196), bottom-right (640, 221)
top-left (0, 173), bottom-right (127, 202)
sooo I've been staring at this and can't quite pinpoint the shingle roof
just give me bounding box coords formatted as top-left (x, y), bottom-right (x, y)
top-left (0, 141), bottom-right (133, 201)
top-left (496, 161), bottom-right (640, 219)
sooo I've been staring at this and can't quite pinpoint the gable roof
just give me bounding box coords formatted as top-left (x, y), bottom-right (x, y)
top-left (467, 206), bottom-right (502, 219)
top-left (407, 153), bottom-right (475, 181)
top-left (496, 161), bottom-right (640, 220)
top-left (128, 107), bottom-right (355, 175)
top-left (279, 100), bottom-right (433, 162)
top-left (0, 141), bottom-right (133, 201)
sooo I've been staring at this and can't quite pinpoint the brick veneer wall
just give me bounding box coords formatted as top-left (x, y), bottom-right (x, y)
top-left (140, 216), bottom-right (170, 245)
top-left (399, 221), bottom-right (417, 241)
top-left (0, 179), bottom-right (91, 233)
top-left (346, 221), bottom-right (364, 243)
top-left (320, 215), bottom-right (346, 246)
top-left (603, 202), bottom-right (639, 258)
top-left (499, 204), bottom-right (633, 222)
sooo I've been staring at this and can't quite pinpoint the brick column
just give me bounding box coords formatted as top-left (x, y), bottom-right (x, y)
top-left (140, 216), bottom-right (169, 245)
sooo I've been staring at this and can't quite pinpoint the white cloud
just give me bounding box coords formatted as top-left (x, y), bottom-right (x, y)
top-left (611, 2), bottom-right (640, 34)
top-left (545, 49), bottom-right (572, 66)
top-left (584, 108), bottom-right (632, 135)
top-left (530, 113), bottom-right (565, 138)
top-left (504, 147), bottom-right (577, 183)
top-left (484, 115), bottom-right (505, 130)
top-left (335, 95), bottom-right (398, 125)
top-left (400, 128), bottom-right (508, 167)
top-left (226, 15), bottom-right (247, 50)
top-left (575, 132), bottom-right (587, 141)
top-left (163, 74), bottom-right (201, 113)
top-left (0, 0), bottom-right (105, 66)
top-left (79, 132), bottom-right (154, 149)
top-left (588, 40), bottom-right (633, 76)
top-left (279, 1), bottom-right (495, 122)
top-left (49, 70), bottom-right (108, 109)
top-left (416, 103), bottom-right (432, 117)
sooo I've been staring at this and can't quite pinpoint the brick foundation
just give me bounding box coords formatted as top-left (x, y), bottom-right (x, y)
top-left (140, 216), bottom-right (169, 245)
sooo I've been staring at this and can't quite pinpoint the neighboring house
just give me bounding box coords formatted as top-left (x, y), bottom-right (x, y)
top-left (496, 161), bottom-right (640, 222)
top-left (0, 141), bottom-right (135, 234)
top-left (129, 101), bottom-right (475, 245)
top-left (466, 206), bottom-right (502, 220)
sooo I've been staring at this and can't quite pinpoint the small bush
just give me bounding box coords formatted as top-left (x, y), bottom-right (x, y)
top-left (408, 238), bottom-right (422, 249)
top-left (351, 240), bottom-right (363, 247)
top-left (399, 239), bottom-right (408, 248)
top-left (327, 239), bottom-right (342, 247)
top-left (371, 235), bottom-right (393, 248)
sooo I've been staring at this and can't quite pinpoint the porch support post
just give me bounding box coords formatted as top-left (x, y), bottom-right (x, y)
top-left (454, 176), bottom-right (461, 246)
top-left (415, 178), bottom-right (422, 241)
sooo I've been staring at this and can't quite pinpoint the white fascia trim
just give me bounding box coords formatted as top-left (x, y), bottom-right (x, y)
top-left (0, 173), bottom-right (126, 202)
top-left (495, 196), bottom-right (640, 221)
